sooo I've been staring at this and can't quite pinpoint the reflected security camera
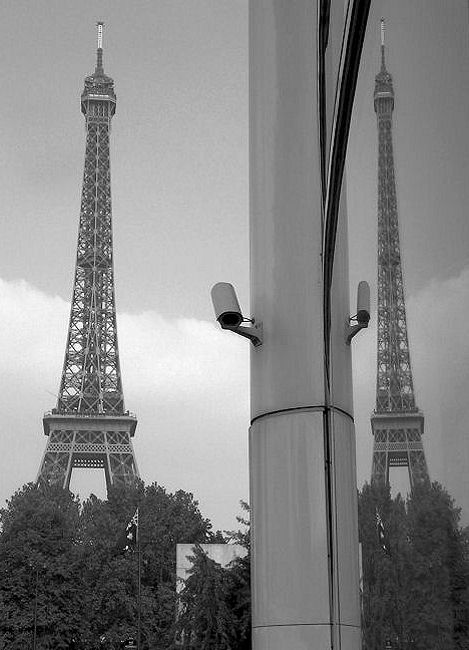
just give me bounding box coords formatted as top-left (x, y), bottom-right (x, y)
top-left (356, 280), bottom-right (371, 326)
top-left (210, 282), bottom-right (263, 347)
top-left (346, 280), bottom-right (370, 344)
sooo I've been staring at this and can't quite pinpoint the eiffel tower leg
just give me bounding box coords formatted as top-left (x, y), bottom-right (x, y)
top-left (371, 449), bottom-right (388, 485)
top-left (37, 431), bottom-right (73, 489)
top-left (105, 430), bottom-right (139, 489)
top-left (108, 452), bottom-right (139, 487)
top-left (64, 445), bottom-right (74, 490)
top-left (409, 450), bottom-right (428, 486)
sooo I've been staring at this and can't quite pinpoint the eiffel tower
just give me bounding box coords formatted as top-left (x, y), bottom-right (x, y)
top-left (371, 20), bottom-right (429, 488)
top-left (37, 23), bottom-right (139, 490)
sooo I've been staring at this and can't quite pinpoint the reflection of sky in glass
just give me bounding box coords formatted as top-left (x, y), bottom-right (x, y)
top-left (349, 1), bottom-right (469, 522)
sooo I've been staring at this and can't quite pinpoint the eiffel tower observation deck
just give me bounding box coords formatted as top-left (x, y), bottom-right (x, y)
top-left (37, 23), bottom-right (139, 490)
top-left (370, 20), bottom-right (429, 488)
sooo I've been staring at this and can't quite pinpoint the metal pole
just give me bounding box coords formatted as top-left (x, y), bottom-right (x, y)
top-left (32, 566), bottom-right (39, 650)
top-left (137, 541), bottom-right (142, 650)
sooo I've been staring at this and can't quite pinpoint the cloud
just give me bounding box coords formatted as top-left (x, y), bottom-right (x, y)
top-left (408, 268), bottom-right (469, 522)
top-left (118, 311), bottom-right (248, 403)
top-left (0, 278), bottom-right (67, 381)
top-left (0, 277), bottom-right (249, 531)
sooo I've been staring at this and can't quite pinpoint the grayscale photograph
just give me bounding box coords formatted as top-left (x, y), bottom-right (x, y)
top-left (0, 1), bottom-right (467, 649)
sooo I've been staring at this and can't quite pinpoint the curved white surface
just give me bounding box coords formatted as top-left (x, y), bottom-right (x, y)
top-left (249, 0), bottom-right (324, 418)
top-left (249, 1), bottom-right (361, 647)
top-left (250, 411), bottom-right (330, 627)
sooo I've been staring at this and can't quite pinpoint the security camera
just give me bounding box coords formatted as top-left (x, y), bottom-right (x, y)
top-left (356, 280), bottom-right (370, 326)
top-left (211, 282), bottom-right (244, 330)
top-left (346, 280), bottom-right (370, 344)
top-left (210, 282), bottom-right (263, 347)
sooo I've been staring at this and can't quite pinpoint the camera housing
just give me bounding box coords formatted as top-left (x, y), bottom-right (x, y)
top-left (211, 282), bottom-right (244, 330)
top-left (356, 280), bottom-right (370, 326)
top-left (210, 282), bottom-right (263, 347)
top-left (346, 280), bottom-right (370, 344)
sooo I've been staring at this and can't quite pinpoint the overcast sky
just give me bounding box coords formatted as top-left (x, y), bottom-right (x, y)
top-left (0, 1), bottom-right (467, 531)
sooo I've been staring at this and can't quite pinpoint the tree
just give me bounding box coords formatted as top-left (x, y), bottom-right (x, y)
top-left (136, 483), bottom-right (215, 648)
top-left (77, 484), bottom-right (144, 647)
top-left (406, 482), bottom-right (469, 649)
top-left (359, 482), bottom-right (407, 649)
top-left (455, 526), bottom-right (469, 647)
top-left (0, 480), bottom-right (217, 649)
top-left (79, 482), bottom-right (214, 649)
top-left (174, 544), bottom-right (237, 649)
top-left (359, 481), bottom-right (469, 650)
top-left (0, 483), bottom-right (86, 649)
top-left (225, 501), bottom-right (251, 650)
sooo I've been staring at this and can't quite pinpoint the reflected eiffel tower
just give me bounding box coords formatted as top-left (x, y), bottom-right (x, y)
top-left (370, 20), bottom-right (429, 488)
top-left (37, 23), bottom-right (139, 490)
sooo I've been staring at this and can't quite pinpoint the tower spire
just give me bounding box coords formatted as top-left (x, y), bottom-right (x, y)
top-left (380, 17), bottom-right (386, 70)
top-left (96, 21), bottom-right (104, 73)
top-left (37, 24), bottom-right (139, 491)
top-left (370, 22), bottom-right (429, 488)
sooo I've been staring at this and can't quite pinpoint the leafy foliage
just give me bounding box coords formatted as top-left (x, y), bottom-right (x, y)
top-left (0, 481), bottom-right (214, 649)
top-left (3, 477), bottom-right (468, 649)
top-left (174, 545), bottom-right (237, 649)
top-left (224, 502), bottom-right (251, 650)
top-left (0, 483), bottom-right (85, 649)
top-left (359, 481), bottom-right (469, 649)
top-left (173, 502), bottom-right (251, 650)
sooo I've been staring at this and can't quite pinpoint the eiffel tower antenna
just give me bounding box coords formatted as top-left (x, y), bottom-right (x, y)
top-left (37, 24), bottom-right (139, 491)
top-left (370, 20), bottom-right (429, 488)
top-left (380, 17), bottom-right (386, 68)
top-left (96, 21), bottom-right (104, 72)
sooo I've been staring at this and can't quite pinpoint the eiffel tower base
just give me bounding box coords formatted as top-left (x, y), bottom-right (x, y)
top-left (371, 411), bottom-right (429, 487)
top-left (37, 412), bottom-right (139, 491)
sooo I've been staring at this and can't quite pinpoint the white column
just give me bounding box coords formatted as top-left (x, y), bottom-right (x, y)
top-left (249, 2), bottom-right (361, 648)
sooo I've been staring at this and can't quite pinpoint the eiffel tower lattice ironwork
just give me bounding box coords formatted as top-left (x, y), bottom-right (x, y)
top-left (370, 20), bottom-right (429, 488)
top-left (37, 23), bottom-right (139, 490)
